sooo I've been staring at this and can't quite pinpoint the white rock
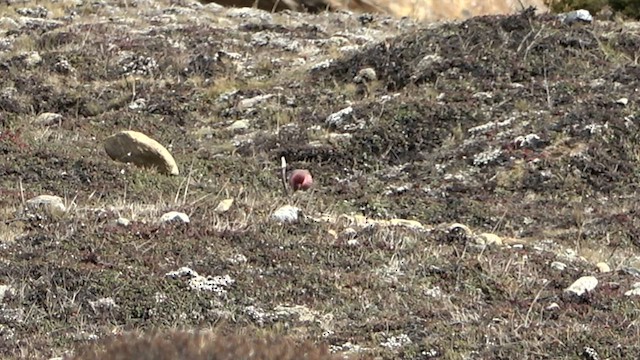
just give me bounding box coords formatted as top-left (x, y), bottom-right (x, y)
top-left (564, 276), bottom-right (598, 296)
top-left (23, 51), bottom-right (42, 67)
top-left (596, 262), bottom-right (611, 273)
top-left (546, 302), bottom-right (560, 311)
top-left (476, 233), bottom-right (503, 246)
top-left (0, 285), bottom-right (11, 303)
top-left (326, 106), bottom-right (353, 127)
top-left (616, 97), bottom-right (629, 106)
top-left (34, 112), bottom-right (63, 126)
top-left (159, 211), bottom-right (190, 224)
top-left (103, 130), bottom-right (179, 175)
top-left (26, 195), bottom-right (66, 216)
top-left (116, 217), bottom-right (130, 227)
top-left (226, 119), bottom-right (250, 131)
top-left (550, 261), bottom-right (567, 271)
top-left (165, 266), bottom-right (234, 295)
top-left (237, 94), bottom-right (274, 110)
top-left (214, 198), bottom-right (234, 213)
top-left (271, 205), bottom-right (301, 223)
top-left (560, 9), bottom-right (592, 24)
top-left (624, 282), bottom-right (640, 297)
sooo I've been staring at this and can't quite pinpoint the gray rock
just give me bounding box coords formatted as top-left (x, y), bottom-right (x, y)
top-left (564, 276), bottom-right (598, 296)
top-left (237, 94), bottom-right (274, 111)
top-left (326, 106), bottom-right (354, 128)
top-left (226, 119), bottom-right (250, 132)
top-left (116, 217), bottom-right (130, 227)
top-left (550, 261), bottom-right (567, 271)
top-left (271, 205), bottom-right (301, 223)
top-left (103, 130), bottom-right (179, 175)
top-left (26, 195), bottom-right (66, 217)
top-left (34, 112), bottom-right (63, 126)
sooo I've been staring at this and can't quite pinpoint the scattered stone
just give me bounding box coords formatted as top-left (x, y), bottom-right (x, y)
top-left (118, 52), bottom-right (158, 76)
top-left (624, 283), bottom-right (640, 297)
top-left (116, 217), bottom-right (130, 227)
top-left (165, 266), bottom-right (234, 294)
top-left (159, 211), bottom-right (190, 224)
top-left (18, 17), bottom-right (64, 31)
top-left (23, 51), bottom-right (42, 67)
top-left (353, 67), bottom-right (376, 83)
top-left (596, 262), bottom-right (611, 273)
top-left (475, 233), bottom-right (503, 246)
top-left (128, 98), bottom-right (147, 110)
top-left (34, 112), bottom-right (62, 126)
top-left (550, 261), bottom-right (567, 271)
top-left (388, 218), bottom-right (424, 231)
top-left (89, 297), bottom-right (119, 314)
top-left (448, 223), bottom-right (472, 237)
top-left (26, 195), bottom-right (66, 217)
top-left (16, 5), bottom-right (48, 18)
top-left (380, 333), bottom-right (412, 350)
top-left (325, 106), bottom-right (353, 128)
top-left (473, 147), bottom-right (503, 166)
top-left (237, 94), bottom-right (274, 110)
top-left (615, 97), bottom-right (628, 106)
top-left (582, 347), bottom-right (600, 360)
top-left (271, 205), bottom-right (301, 223)
top-left (0, 285), bottom-right (12, 303)
top-left (513, 133), bottom-right (543, 149)
top-left (564, 276), bottom-right (598, 296)
top-left (214, 198), bottom-right (234, 213)
top-left (226, 119), bottom-right (250, 132)
top-left (545, 302), bottom-right (560, 311)
top-left (103, 130), bottom-right (179, 175)
top-left (226, 253), bottom-right (247, 265)
top-left (559, 9), bottom-right (593, 24)
top-left (53, 56), bottom-right (75, 74)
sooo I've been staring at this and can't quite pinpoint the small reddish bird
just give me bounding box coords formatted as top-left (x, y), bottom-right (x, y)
top-left (289, 169), bottom-right (313, 191)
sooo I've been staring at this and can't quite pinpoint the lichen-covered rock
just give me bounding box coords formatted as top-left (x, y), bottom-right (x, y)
top-left (103, 130), bottom-right (179, 175)
top-left (26, 195), bottom-right (67, 217)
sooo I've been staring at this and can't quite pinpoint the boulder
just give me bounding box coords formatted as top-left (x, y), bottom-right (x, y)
top-left (104, 130), bottom-right (179, 175)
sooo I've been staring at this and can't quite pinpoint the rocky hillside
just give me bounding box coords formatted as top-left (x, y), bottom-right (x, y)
top-left (1, 0), bottom-right (640, 359)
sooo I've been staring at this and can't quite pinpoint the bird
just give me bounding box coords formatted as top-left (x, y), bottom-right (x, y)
top-left (289, 169), bottom-right (313, 191)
